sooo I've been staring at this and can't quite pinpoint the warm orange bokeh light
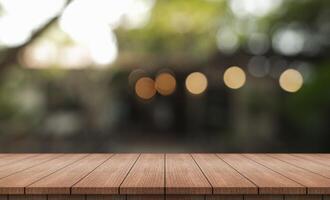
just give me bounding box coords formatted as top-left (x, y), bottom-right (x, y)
top-left (155, 73), bottom-right (176, 96)
top-left (223, 66), bottom-right (246, 89)
top-left (185, 72), bottom-right (208, 95)
top-left (279, 69), bottom-right (303, 92)
top-left (135, 77), bottom-right (156, 100)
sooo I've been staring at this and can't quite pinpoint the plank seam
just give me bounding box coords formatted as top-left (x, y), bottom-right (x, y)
top-left (271, 154), bottom-right (330, 179)
top-left (268, 154), bottom-right (330, 195)
top-left (241, 154), bottom-right (307, 194)
top-left (118, 154), bottom-right (141, 195)
top-left (70, 154), bottom-right (115, 194)
top-left (24, 154), bottom-right (91, 194)
top-left (215, 154), bottom-right (259, 194)
top-left (164, 153), bottom-right (166, 197)
top-left (0, 154), bottom-right (63, 182)
top-left (294, 155), bottom-right (330, 168)
top-left (0, 154), bottom-right (38, 168)
top-left (190, 154), bottom-right (214, 194)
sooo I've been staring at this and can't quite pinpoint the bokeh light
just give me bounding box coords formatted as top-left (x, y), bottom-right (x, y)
top-left (247, 56), bottom-right (270, 77)
top-left (0, 0), bottom-right (66, 47)
top-left (216, 28), bottom-right (239, 54)
top-left (279, 69), bottom-right (303, 92)
top-left (185, 72), bottom-right (208, 95)
top-left (155, 72), bottom-right (176, 96)
top-left (272, 28), bottom-right (305, 56)
top-left (223, 66), bottom-right (246, 89)
top-left (135, 77), bottom-right (156, 100)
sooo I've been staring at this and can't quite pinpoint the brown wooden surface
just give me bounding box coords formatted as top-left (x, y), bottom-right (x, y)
top-left (165, 154), bottom-right (212, 195)
top-left (192, 154), bottom-right (257, 194)
top-left (217, 154), bottom-right (305, 194)
top-left (26, 154), bottom-right (111, 194)
top-left (72, 154), bottom-right (139, 195)
top-left (0, 154), bottom-right (329, 197)
top-left (47, 195), bottom-right (85, 200)
top-left (120, 154), bottom-right (164, 194)
top-left (245, 154), bottom-right (330, 194)
top-left (0, 154), bottom-right (87, 194)
top-left (0, 154), bottom-right (59, 179)
top-left (0, 154), bottom-right (36, 168)
top-left (294, 154), bottom-right (330, 167)
top-left (271, 154), bottom-right (330, 178)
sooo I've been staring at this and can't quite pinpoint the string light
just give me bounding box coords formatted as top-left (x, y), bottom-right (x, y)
top-left (279, 69), bottom-right (303, 92)
top-left (135, 77), bottom-right (156, 100)
top-left (185, 72), bottom-right (208, 95)
top-left (223, 66), bottom-right (246, 89)
top-left (155, 73), bottom-right (176, 96)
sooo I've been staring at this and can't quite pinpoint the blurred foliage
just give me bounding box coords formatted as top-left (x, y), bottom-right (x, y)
top-left (0, 0), bottom-right (330, 151)
top-left (116, 0), bottom-right (225, 60)
top-left (288, 63), bottom-right (330, 127)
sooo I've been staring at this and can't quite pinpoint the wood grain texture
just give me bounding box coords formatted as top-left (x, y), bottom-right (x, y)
top-left (1, 154), bottom-right (330, 197)
top-left (127, 195), bottom-right (164, 200)
top-left (271, 154), bottom-right (330, 178)
top-left (86, 195), bottom-right (126, 200)
top-left (0, 154), bottom-right (36, 168)
top-left (245, 154), bottom-right (330, 194)
top-left (217, 154), bottom-right (304, 195)
top-left (244, 195), bottom-right (283, 200)
top-left (26, 154), bottom-right (111, 194)
top-left (72, 154), bottom-right (139, 195)
top-left (166, 154), bottom-right (212, 195)
top-left (284, 195), bottom-right (322, 200)
top-left (192, 154), bottom-right (257, 194)
top-left (47, 195), bottom-right (85, 200)
top-left (120, 154), bottom-right (164, 194)
top-left (0, 154), bottom-right (87, 194)
top-left (166, 195), bottom-right (205, 200)
top-left (294, 154), bottom-right (330, 168)
top-left (206, 195), bottom-right (243, 200)
top-left (0, 154), bottom-right (60, 179)
top-left (8, 195), bottom-right (46, 200)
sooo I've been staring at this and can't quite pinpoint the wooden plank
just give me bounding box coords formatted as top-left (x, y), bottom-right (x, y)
top-left (284, 195), bottom-right (322, 200)
top-left (0, 196), bottom-right (7, 200)
top-left (166, 195), bottom-right (204, 200)
top-left (127, 195), bottom-right (164, 200)
top-left (324, 196), bottom-right (330, 200)
top-left (120, 154), bottom-right (164, 195)
top-left (217, 154), bottom-right (304, 195)
top-left (166, 154), bottom-right (212, 195)
top-left (8, 195), bottom-right (46, 200)
top-left (0, 155), bottom-right (37, 168)
top-left (72, 154), bottom-right (139, 195)
top-left (294, 154), bottom-right (330, 168)
top-left (245, 154), bottom-right (330, 194)
top-left (47, 195), bottom-right (85, 200)
top-left (206, 195), bottom-right (243, 200)
top-left (0, 154), bottom-right (60, 180)
top-left (86, 195), bottom-right (126, 200)
top-left (244, 195), bottom-right (283, 200)
top-left (0, 154), bottom-right (87, 194)
top-left (271, 154), bottom-right (330, 178)
top-left (192, 154), bottom-right (257, 194)
top-left (26, 154), bottom-right (111, 194)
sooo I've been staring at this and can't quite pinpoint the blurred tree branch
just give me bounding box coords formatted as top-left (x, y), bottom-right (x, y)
top-left (0, 0), bottom-right (71, 71)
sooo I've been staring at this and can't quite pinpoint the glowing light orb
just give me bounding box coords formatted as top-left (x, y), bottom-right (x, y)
top-left (185, 72), bottom-right (208, 95)
top-left (223, 66), bottom-right (246, 89)
top-left (279, 69), bottom-right (303, 92)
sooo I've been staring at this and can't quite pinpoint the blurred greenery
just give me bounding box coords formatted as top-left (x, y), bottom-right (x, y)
top-left (0, 0), bottom-right (329, 152)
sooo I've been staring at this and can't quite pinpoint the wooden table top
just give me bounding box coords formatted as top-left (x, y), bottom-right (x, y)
top-left (0, 153), bottom-right (330, 196)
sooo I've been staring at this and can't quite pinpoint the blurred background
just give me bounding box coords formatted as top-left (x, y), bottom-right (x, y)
top-left (0, 0), bottom-right (329, 152)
